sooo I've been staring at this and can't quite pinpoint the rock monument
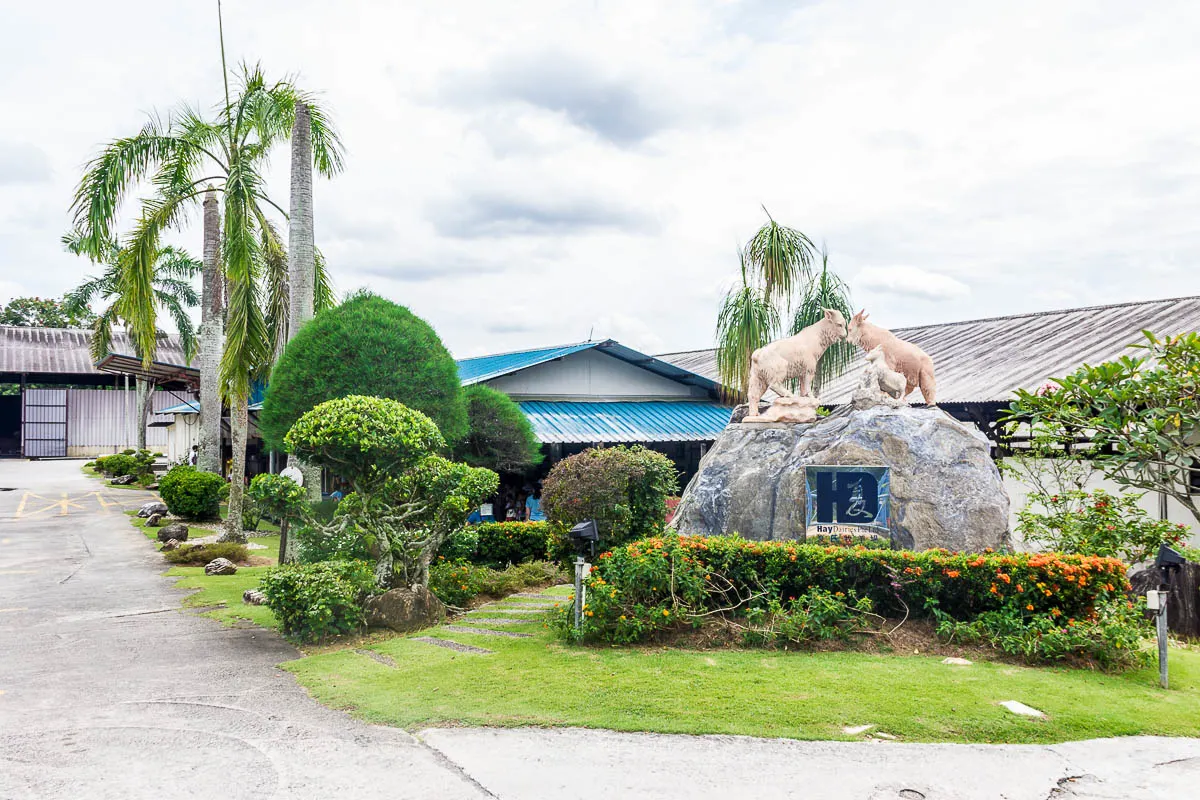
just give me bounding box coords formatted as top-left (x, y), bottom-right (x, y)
top-left (674, 310), bottom-right (1010, 551)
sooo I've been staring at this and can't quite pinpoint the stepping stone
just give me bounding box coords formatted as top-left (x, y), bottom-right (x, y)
top-left (412, 637), bottom-right (493, 655)
top-left (443, 625), bottom-right (533, 638)
top-left (512, 593), bottom-right (563, 600)
top-left (999, 700), bottom-right (1045, 718)
top-left (941, 657), bottom-right (972, 666)
top-left (475, 608), bottom-right (547, 615)
top-left (872, 732), bottom-right (898, 740)
top-left (843, 724), bottom-right (875, 735)
top-left (354, 649), bottom-right (397, 668)
top-left (462, 617), bottom-right (532, 626)
top-left (496, 602), bottom-right (558, 609)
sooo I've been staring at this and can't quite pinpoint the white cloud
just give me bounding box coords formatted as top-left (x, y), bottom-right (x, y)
top-left (854, 266), bottom-right (971, 302)
top-left (2, 0), bottom-right (1200, 355)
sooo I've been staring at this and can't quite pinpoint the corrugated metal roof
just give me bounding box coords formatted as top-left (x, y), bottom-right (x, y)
top-left (0, 326), bottom-right (190, 376)
top-left (160, 400), bottom-right (263, 415)
top-left (517, 401), bottom-right (731, 443)
top-left (657, 296), bottom-right (1200, 404)
top-left (457, 342), bottom-right (600, 385)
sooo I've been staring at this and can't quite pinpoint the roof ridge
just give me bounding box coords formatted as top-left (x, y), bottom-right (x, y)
top-left (455, 340), bottom-right (601, 362)
top-left (891, 295), bottom-right (1200, 333)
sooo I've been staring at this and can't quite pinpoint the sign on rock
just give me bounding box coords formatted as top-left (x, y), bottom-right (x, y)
top-left (804, 465), bottom-right (891, 542)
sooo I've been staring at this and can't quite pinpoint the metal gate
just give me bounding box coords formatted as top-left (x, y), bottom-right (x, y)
top-left (22, 388), bottom-right (68, 458)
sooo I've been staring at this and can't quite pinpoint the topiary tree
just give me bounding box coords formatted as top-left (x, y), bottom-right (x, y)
top-left (159, 465), bottom-right (225, 521)
top-left (285, 395), bottom-right (497, 587)
top-left (453, 384), bottom-right (543, 473)
top-left (247, 473), bottom-right (310, 564)
top-left (260, 292), bottom-right (467, 455)
top-left (542, 445), bottom-right (679, 549)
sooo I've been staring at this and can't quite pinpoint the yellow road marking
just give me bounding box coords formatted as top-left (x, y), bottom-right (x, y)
top-left (14, 492), bottom-right (33, 519)
top-left (92, 492), bottom-right (120, 510)
top-left (1, 538), bottom-right (10, 544)
top-left (0, 608), bottom-right (27, 613)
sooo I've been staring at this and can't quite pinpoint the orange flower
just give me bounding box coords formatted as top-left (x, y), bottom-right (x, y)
top-left (662, 609), bottom-right (670, 617)
top-left (944, 569), bottom-right (961, 578)
top-left (989, 584), bottom-right (999, 594)
top-left (1026, 604), bottom-right (1034, 611)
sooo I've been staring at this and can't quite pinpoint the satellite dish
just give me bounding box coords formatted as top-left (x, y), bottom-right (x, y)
top-left (280, 465), bottom-right (303, 486)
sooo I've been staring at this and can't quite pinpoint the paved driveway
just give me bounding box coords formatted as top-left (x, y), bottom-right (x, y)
top-left (1, 460), bottom-right (1197, 800)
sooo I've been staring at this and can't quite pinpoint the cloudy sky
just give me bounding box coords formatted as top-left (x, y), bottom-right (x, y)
top-left (2, 0), bottom-right (1198, 357)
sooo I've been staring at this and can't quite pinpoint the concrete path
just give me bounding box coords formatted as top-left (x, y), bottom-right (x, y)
top-left (1, 460), bottom-right (1198, 799)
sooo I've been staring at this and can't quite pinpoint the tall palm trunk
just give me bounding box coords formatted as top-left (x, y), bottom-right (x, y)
top-left (286, 102), bottom-right (322, 511)
top-left (220, 395), bottom-right (249, 543)
top-left (198, 188), bottom-right (224, 474)
top-left (134, 377), bottom-right (152, 451)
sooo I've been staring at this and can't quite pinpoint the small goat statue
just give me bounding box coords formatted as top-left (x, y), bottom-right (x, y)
top-left (852, 345), bottom-right (908, 409)
top-left (846, 309), bottom-right (937, 406)
top-left (745, 308), bottom-right (847, 420)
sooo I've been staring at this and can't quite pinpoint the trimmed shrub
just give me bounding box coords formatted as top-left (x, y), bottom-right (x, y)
top-left (258, 560), bottom-right (376, 642)
top-left (541, 445), bottom-right (678, 549)
top-left (159, 465), bottom-right (225, 520)
top-left (95, 453), bottom-right (147, 478)
top-left (437, 522), bottom-right (555, 567)
top-left (452, 384), bottom-right (543, 473)
top-left (429, 560), bottom-right (565, 607)
top-left (260, 292), bottom-right (467, 451)
top-left (163, 542), bottom-right (249, 566)
top-left (566, 535), bottom-right (1133, 648)
top-left (1017, 489), bottom-right (1188, 565)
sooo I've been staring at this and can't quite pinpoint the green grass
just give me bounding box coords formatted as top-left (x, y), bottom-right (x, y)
top-left (81, 463), bottom-right (153, 490)
top-left (169, 565), bottom-right (278, 629)
top-left (284, 602), bottom-right (1200, 744)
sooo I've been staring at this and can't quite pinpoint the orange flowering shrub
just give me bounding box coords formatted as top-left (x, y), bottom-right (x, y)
top-left (563, 534), bottom-right (1131, 645)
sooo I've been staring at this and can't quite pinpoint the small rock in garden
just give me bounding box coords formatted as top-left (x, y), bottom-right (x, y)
top-left (843, 724), bottom-right (875, 735)
top-left (110, 474), bottom-right (137, 485)
top-left (999, 700), bottom-right (1045, 718)
top-left (872, 732), bottom-right (898, 740)
top-left (160, 539), bottom-right (181, 552)
top-left (157, 523), bottom-right (188, 543)
top-left (137, 501), bottom-right (167, 518)
top-left (146, 483), bottom-right (159, 490)
top-left (942, 657), bottom-right (972, 666)
top-left (242, 589), bottom-right (266, 605)
top-left (204, 558), bottom-right (237, 576)
top-left (145, 513), bottom-right (163, 527)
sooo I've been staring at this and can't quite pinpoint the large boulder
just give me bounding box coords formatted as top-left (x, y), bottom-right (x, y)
top-left (157, 523), bottom-right (189, 543)
top-left (365, 586), bottom-right (446, 633)
top-left (672, 405), bottom-right (1010, 552)
top-left (137, 501), bottom-right (168, 518)
top-left (204, 558), bottom-right (237, 576)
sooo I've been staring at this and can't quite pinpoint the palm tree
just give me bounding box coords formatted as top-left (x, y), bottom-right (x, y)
top-left (791, 247), bottom-right (854, 394)
top-left (198, 188), bottom-right (223, 474)
top-left (62, 232), bottom-right (200, 450)
top-left (715, 251), bottom-right (779, 398)
top-left (743, 207), bottom-right (818, 306)
top-left (71, 38), bottom-right (343, 541)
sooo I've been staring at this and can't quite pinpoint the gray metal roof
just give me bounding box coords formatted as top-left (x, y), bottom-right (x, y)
top-left (0, 326), bottom-right (190, 376)
top-left (657, 296), bottom-right (1200, 404)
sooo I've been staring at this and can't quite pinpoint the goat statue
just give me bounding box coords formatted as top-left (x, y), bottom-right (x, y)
top-left (846, 310), bottom-right (937, 406)
top-left (745, 308), bottom-right (847, 420)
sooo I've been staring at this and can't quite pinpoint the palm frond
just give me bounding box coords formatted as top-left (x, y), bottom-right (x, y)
top-left (155, 246), bottom-right (202, 280)
top-left (715, 252), bottom-right (779, 398)
top-left (157, 289), bottom-right (199, 363)
top-left (255, 210), bottom-right (289, 360)
top-left (313, 247), bottom-right (336, 313)
top-left (791, 248), bottom-right (855, 392)
top-left (744, 207), bottom-right (817, 307)
top-left (89, 305), bottom-right (120, 363)
top-left (219, 156), bottom-right (271, 400)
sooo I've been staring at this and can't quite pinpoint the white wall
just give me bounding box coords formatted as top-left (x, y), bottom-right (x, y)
top-left (163, 414), bottom-right (201, 463)
top-left (1002, 458), bottom-right (1198, 551)
top-left (61, 389), bottom-right (196, 457)
top-left (486, 349), bottom-right (709, 400)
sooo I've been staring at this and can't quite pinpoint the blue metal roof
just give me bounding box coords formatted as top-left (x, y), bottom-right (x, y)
top-left (456, 339), bottom-right (723, 396)
top-left (517, 401), bottom-right (730, 443)
top-left (457, 342), bottom-right (600, 385)
top-left (160, 400), bottom-right (263, 415)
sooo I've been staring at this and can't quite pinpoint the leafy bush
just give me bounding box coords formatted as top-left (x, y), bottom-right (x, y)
top-left (248, 473), bottom-right (309, 561)
top-left (542, 445), bottom-right (678, 548)
top-left (95, 450), bottom-right (154, 478)
top-left (285, 395), bottom-right (498, 588)
top-left (935, 598), bottom-right (1151, 670)
top-left (163, 541), bottom-right (249, 566)
top-left (452, 384), bottom-right (543, 473)
top-left (428, 560), bottom-right (565, 607)
top-left (258, 560), bottom-right (376, 643)
top-left (241, 496), bottom-right (263, 532)
top-left (436, 522), bottom-right (555, 567)
top-left (158, 465), bottom-right (225, 520)
top-left (564, 535), bottom-right (1132, 650)
top-left (741, 590), bottom-right (876, 647)
top-left (1017, 489), bottom-right (1187, 564)
top-left (261, 291), bottom-right (467, 450)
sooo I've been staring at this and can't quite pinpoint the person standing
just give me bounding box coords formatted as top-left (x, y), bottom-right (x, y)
top-left (525, 488), bottom-right (546, 522)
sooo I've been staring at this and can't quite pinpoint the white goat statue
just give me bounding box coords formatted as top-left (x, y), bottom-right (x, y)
top-left (852, 345), bottom-right (908, 409)
top-left (846, 309), bottom-right (937, 406)
top-left (744, 308), bottom-right (847, 420)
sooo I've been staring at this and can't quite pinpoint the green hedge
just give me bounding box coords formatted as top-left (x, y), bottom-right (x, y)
top-left (258, 560), bottom-right (376, 643)
top-left (158, 465), bottom-right (226, 520)
top-left (569, 535), bottom-right (1131, 645)
top-left (429, 560), bottom-right (565, 607)
top-left (437, 522), bottom-right (563, 567)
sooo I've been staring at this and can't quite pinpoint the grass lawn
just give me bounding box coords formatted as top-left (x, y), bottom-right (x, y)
top-left (169, 565), bottom-right (278, 629)
top-left (283, 585), bottom-right (1200, 744)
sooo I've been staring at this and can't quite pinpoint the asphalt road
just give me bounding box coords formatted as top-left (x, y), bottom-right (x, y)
top-left (1, 460), bottom-right (1198, 800)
